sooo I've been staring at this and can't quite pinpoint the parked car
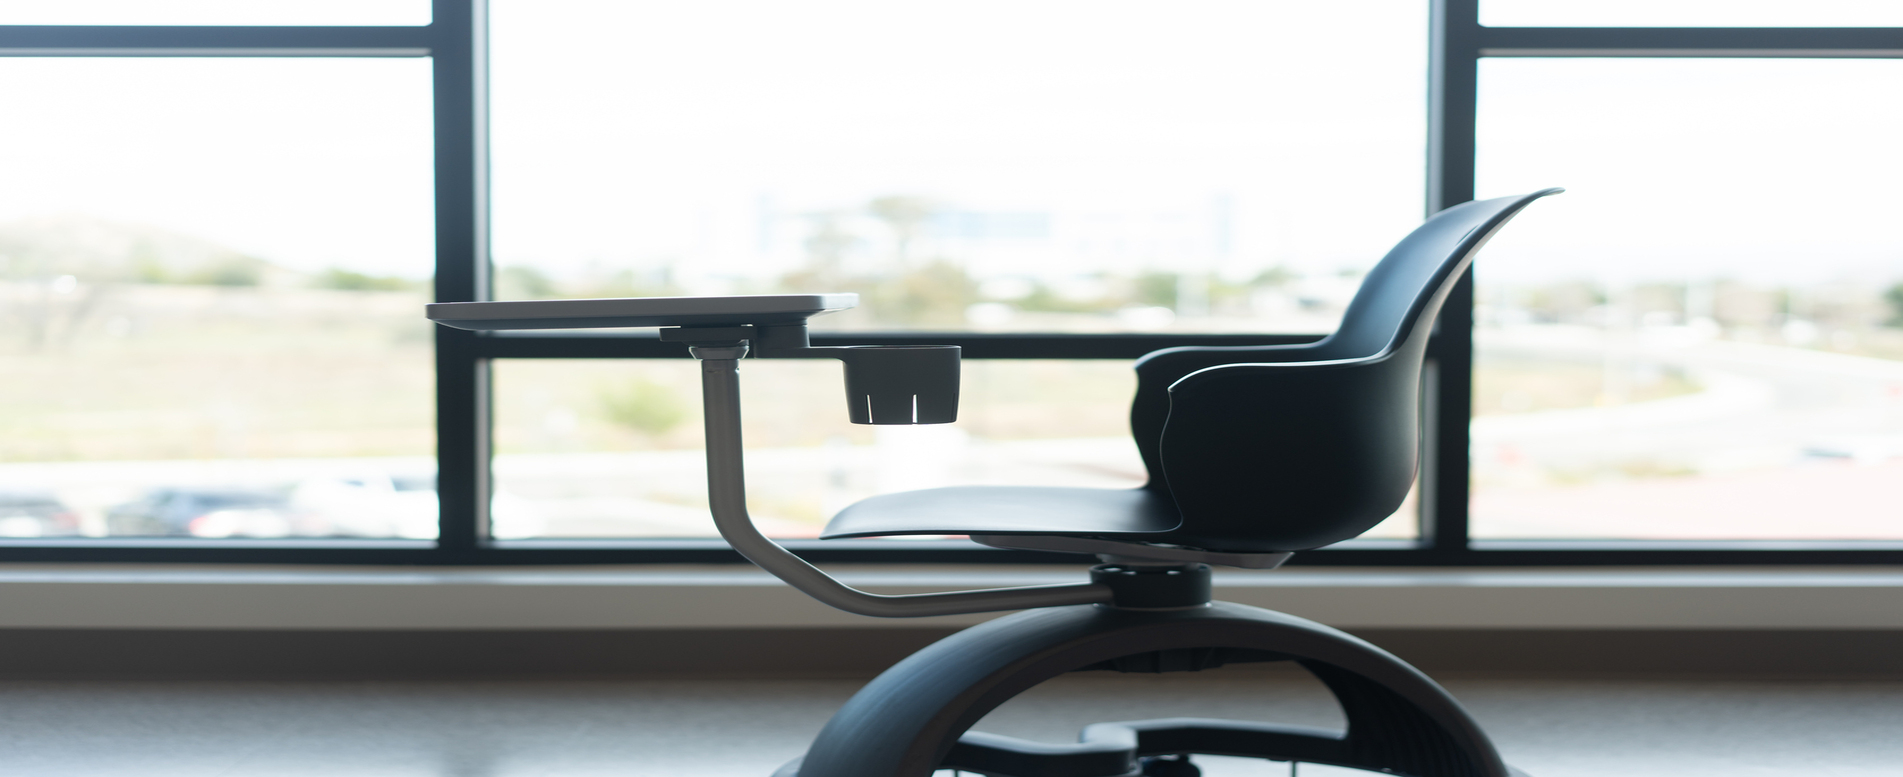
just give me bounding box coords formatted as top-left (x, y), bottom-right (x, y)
top-left (0, 491), bottom-right (81, 537)
top-left (289, 473), bottom-right (438, 538)
top-left (105, 487), bottom-right (291, 537)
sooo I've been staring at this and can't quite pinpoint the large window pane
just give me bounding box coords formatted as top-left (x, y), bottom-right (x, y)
top-left (491, 0), bottom-right (1425, 335)
top-left (0, 58), bottom-right (436, 540)
top-left (1472, 58), bottom-right (1903, 541)
top-left (1483, 0), bottom-right (1903, 27)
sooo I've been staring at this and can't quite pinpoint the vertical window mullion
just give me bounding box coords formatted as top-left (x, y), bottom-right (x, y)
top-left (432, 0), bottom-right (491, 552)
top-left (1425, 0), bottom-right (1481, 554)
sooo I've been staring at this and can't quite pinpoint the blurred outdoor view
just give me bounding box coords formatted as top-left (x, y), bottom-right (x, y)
top-left (486, 0), bottom-right (1429, 539)
top-left (1471, 58), bottom-right (1903, 540)
top-left (0, 57), bottom-right (439, 540)
top-left (8, 6), bottom-right (1896, 546)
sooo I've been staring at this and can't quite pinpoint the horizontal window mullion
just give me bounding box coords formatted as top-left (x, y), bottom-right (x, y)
top-left (1479, 26), bottom-right (1903, 57)
top-left (0, 25), bottom-right (438, 56)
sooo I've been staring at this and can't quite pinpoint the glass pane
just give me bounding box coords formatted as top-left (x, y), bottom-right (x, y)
top-left (0, 58), bottom-right (436, 540)
top-left (1472, 58), bottom-right (1903, 541)
top-left (1483, 0), bottom-right (1903, 27)
top-left (491, 0), bottom-right (1425, 335)
top-left (0, 0), bottom-right (429, 25)
top-left (493, 358), bottom-right (1417, 541)
top-left (494, 359), bottom-right (1141, 539)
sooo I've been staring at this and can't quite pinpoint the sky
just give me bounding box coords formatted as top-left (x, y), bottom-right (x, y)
top-left (0, 57), bottom-right (436, 278)
top-left (0, 0), bottom-right (1898, 288)
top-left (485, 0), bottom-right (1430, 286)
top-left (1476, 57), bottom-right (1903, 285)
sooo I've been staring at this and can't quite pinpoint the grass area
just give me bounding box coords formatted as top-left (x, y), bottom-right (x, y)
top-left (0, 279), bottom-right (1138, 469)
top-left (0, 285), bottom-right (434, 462)
top-left (493, 358), bottom-right (1139, 455)
top-left (4, 285), bottom-right (1737, 468)
top-left (1852, 328), bottom-right (1903, 361)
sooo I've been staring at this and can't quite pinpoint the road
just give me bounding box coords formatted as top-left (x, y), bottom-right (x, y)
top-left (1472, 325), bottom-right (1903, 540)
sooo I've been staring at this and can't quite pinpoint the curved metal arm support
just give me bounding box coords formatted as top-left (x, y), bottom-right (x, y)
top-left (698, 355), bottom-right (1113, 618)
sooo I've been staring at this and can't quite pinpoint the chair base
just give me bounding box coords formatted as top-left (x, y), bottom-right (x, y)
top-left (971, 533), bottom-right (1294, 569)
top-left (772, 602), bottom-right (1523, 777)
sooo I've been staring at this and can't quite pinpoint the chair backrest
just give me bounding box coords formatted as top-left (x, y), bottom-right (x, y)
top-left (1309, 189), bottom-right (1562, 362)
top-left (1132, 189), bottom-right (1560, 551)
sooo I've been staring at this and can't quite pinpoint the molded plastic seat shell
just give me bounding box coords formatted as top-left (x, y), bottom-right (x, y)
top-left (822, 486), bottom-right (1179, 540)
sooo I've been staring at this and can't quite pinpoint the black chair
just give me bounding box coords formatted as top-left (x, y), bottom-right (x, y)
top-left (428, 188), bottom-right (1561, 777)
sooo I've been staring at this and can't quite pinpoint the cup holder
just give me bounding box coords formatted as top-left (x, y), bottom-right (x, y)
top-left (831, 345), bottom-right (960, 425)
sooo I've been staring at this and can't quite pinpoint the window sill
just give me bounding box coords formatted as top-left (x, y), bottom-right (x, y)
top-left (0, 564), bottom-right (1898, 631)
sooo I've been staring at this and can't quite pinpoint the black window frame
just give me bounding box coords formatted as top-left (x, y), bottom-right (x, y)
top-left (2, 0), bottom-right (1899, 566)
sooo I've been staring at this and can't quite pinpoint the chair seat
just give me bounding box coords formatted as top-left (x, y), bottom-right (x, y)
top-left (820, 486), bottom-right (1181, 540)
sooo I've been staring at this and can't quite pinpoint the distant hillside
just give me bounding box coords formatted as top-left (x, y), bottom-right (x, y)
top-left (0, 215), bottom-right (294, 287)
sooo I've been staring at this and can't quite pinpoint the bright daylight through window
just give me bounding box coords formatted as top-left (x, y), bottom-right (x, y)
top-left (0, 58), bottom-right (436, 540)
top-left (487, 0), bottom-right (1427, 541)
top-left (1472, 59), bottom-right (1903, 541)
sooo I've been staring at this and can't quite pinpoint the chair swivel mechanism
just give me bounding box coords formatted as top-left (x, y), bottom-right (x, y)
top-left (427, 188), bottom-right (1562, 777)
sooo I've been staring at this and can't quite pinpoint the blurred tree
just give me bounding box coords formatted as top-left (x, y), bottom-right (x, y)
top-left (495, 265), bottom-right (558, 299)
top-left (0, 216), bottom-right (271, 287)
top-left (1017, 279), bottom-right (1116, 314)
top-left (1133, 271), bottom-right (1178, 309)
top-left (600, 377), bottom-right (687, 437)
top-left (316, 268), bottom-right (418, 292)
top-left (1251, 266), bottom-right (1295, 287)
top-left (780, 213), bottom-right (858, 293)
top-left (864, 260), bottom-right (977, 326)
top-left (1885, 282), bottom-right (1903, 328)
top-left (1206, 275), bottom-right (1257, 316)
top-left (868, 195), bottom-right (936, 267)
top-left (184, 256), bottom-right (263, 287)
top-left (571, 267), bottom-right (681, 299)
top-left (129, 240), bottom-right (171, 284)
top-left (1526, 280), bottom-right (1605, 324)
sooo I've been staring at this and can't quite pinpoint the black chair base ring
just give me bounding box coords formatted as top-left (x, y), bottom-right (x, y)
top-left (772, 600), bottom-right (1527, 777)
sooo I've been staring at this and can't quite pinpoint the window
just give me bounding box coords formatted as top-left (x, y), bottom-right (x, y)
top-left (1471, 58), bottom-right (1903, 543)
top-left (0, 57), bottom-right (435, 542)
top-left (0, 1), bottom-right (1896, 565)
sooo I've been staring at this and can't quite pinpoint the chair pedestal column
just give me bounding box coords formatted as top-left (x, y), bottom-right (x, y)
top-left (773, 601), bottom-right (1519, 777)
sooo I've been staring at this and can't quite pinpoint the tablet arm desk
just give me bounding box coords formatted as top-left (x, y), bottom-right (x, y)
top-left (428, 293), bottom-right (1119, 617)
